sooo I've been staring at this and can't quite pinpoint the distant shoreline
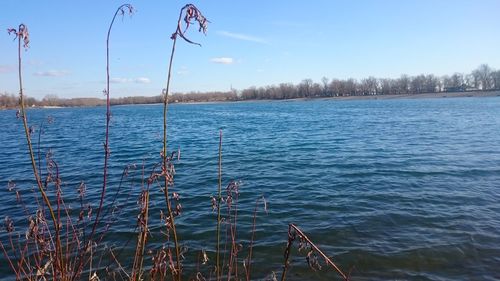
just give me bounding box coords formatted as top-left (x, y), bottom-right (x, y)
top-left (171, 90), bottom-right (500, 105)
top-left (318, 90), bottom-right (500, 101)
top-left (1, 90), bottom-right (499, 110)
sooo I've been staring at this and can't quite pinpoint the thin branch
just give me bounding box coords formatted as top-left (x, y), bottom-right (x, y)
top-left (281, 224), bottom-right (349, 281)
top-left (245, 195), bottom-right (267, 281)
top-left (216, 130), bottom-right (223, 280)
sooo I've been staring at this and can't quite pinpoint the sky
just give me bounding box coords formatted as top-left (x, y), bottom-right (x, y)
top-left (1, 0), bottom-right (500, 99)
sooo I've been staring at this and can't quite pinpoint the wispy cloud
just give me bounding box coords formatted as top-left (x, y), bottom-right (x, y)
top-left (0, 65), bottom-right (15, 74)
top-left (33, 70), bottom-right (70, 77)
top-left (217, 30), bottom-right (267, 44)
top-left (210, 57), bottom-right (235, 65)
top-left (177, 66), bottom-right (189, 76)
top-left (135, 77), bottom-right (151, 84)
top-left (110, 77), bottom-right (151, 84)
top-left (110, 77), bottom-right (131, 84)
top-left (27, 59), bottom-right (44, 66)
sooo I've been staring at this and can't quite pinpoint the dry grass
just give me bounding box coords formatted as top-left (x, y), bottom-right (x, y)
top-left (2, 3), bottom-right (350, 281)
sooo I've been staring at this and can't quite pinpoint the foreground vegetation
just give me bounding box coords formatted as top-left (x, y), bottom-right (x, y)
top-left (1, 3), bottom-right (350, 281)
top-left (1, 64), bottom-right (499, 109)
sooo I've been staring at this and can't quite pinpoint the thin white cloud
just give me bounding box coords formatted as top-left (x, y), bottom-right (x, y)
top-left (110, 77), bottom-right (131, 84)
top-left (177, 66), bottom-right (189, 76)
top-left (135, 77), bottom-right (151, 84)
top-left (217, 31), bottom-right (267, 44)
top-left (110, 77), bottom-right (151, 84)
top-left (33, 70), bottom-right (70, 77)
top-left (210, 57), bottom-right (235, 65)
top-left (27, 59), bottom-right (44, 66)
top-left (0, 65), bottom-right (15, 74)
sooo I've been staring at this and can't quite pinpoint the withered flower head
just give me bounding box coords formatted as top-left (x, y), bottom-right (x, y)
top-left (7, 180), bottom-right (16, 191)
top-left (4, 216), bottom-right (14, 232)
top-left (118, 4), bottom-right (134, 17)
top-left (174, 4), bottom-right (209, 46)
top-left (7, 24), bottom-right (29, 49)
top-left (77, 181), bottom-right (86, 199)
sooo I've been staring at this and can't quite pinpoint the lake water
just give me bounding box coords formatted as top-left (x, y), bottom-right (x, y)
top-left (1, 97), bottom-right (500, 280)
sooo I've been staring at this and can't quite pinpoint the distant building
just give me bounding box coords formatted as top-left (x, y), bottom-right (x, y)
top-left (465, 87), bottom-right (479, 92)
top-left (444, 84), bottom-right (467, 92)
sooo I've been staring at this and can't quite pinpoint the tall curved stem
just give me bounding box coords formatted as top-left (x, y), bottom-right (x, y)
top-left (15, 24), bottom-right (63, 275)
top-left (90, 3), bottom-right (130, 243)
top-left (162, 4), bottom-right (207, 279)
top-left (216, 130), bottom-right (222, 280)
top-left (164, 31), bottom-right (182, 281)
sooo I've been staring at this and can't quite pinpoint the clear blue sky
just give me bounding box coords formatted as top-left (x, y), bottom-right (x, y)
top-left (1, 0), bottom-right (499, 99)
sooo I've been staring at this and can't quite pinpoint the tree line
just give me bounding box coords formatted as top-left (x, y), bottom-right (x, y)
top-left (238, 64), bottom-right (499, 100)
top-left (1, 64), bottom-right (499, 108)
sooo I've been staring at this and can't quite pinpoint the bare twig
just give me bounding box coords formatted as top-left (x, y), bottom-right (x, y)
top-left (110, 248), bottom-right (131, 280)
top-left (281, 224), bottom-right (349, 281)
top-left (216, 130), bottom-right (223, 280)
top-left (132, 189), bottom-right (149, 280)
top-left (245, 195), bottom-right (267, 281)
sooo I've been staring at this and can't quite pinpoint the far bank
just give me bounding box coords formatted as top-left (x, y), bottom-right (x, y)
top-left (1, 90), bottom-right (499, 110)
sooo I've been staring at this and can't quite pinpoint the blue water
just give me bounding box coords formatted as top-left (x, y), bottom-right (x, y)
top-left (1, 97), bottom-right (500, 280)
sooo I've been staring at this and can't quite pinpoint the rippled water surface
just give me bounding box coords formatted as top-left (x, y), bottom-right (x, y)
top-left (1, 97), bottom-right (500, 280)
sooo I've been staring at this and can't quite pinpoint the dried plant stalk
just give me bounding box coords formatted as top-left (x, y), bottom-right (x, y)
top-left (245, 195), bottom-right (267, 281)
top-left (132, 189), bottom-right (150, 280)
top-left (90, 2), bottom-right (134, 242)
top-left (7, 23), bottom-right (66, 275)
top-left (281, 224), bottom-right (349, 281)
top-left (162, 4), bottom-right (208, 280)
top-left (216, 130), bottom-right (223, 280)
top-left (74, 4), bottom-right (134, 279)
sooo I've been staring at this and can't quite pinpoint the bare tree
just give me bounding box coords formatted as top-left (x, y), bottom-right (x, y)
top-left (410, 74), bottom-right (426, 94)
top-left (241, 86), bottom-right (258, 100)
top-left (328, 79), bottom-right (342, 96)
top-left (491, 70), bottom-right (500, 90)
top-left (464, 74), bottom-right (476, 89)
top-left (379, 78), bottom-right (393, 95)
top-left (277, 83), bottom-right (295, 99)
top-left (424, 74), bottom-right (439, 93)
top-left (360, 76), bottom-right (378, 95)
top-left (321, 77), bottom-right (330, 96)
top-left (397, 75), bottom-right (410, 94)
top-left (450, 73), bottom-right (464, 88)
top-left (299, 79), bottom-right (313, 98)
top-left (473, 64), bottom-right (493, 90)
top-left (42, 94), bottom-right (60, 106)
top-left (311, 82), bottom-right (322, 97)
top-left (345, 78), bottom-right (357, 96)
top-left (0, 93), bottom-right (19, 108)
